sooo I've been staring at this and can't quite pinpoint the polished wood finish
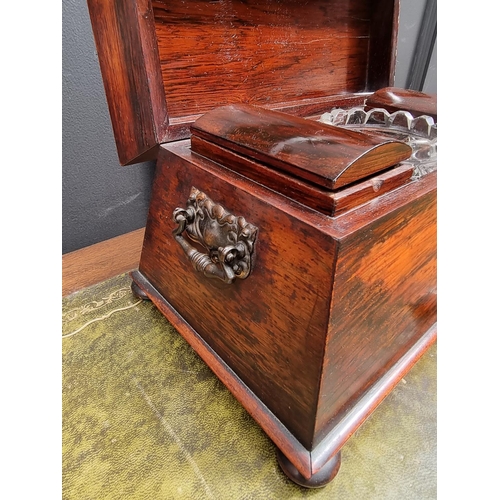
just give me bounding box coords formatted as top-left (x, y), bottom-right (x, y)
top-left (135, 140), bottom-right (436, 454)
top-left (129, 268), bottom-right (313, 478)
top-left (365, 87), bottom-right (437, 120)
top-left (87, 0), bottom-right (400, 165)
top-left (332, 163), bottom-right (414, 216)
top-left (190, 134), bottom-right (340, 214)
top-left (314, 174), bottom-right (436, 445)
top-left (62, 228), bottom-right (145, 297)
top-left (87, 0), bottom-right (436, 488)
top-left (130, 136), bottom-right (436, 478)
top-left (191, 135), bottom-right (414, 216)
top-left (140, 142), bottom-right (337, 448)
top-left (130, 269), bottom-right (436, 481)
top-left (131, 280), bottom-right (150, 301)
top-left (277, 449), bottom-right (341, 489)
top-left (153, 0), bottom-right (397, 119)
top-left (276, 448), bottom-right (341, 488)
top-left (309, 324), bottom-right (436, 475)
top-left (191, 104), bottom-right (412, 190)
top-left (86, 0), bottom-right (168, 165)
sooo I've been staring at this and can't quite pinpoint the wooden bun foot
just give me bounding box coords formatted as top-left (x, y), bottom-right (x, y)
top-left (131, 280), bottom-right (150, 300)
top-left (276, 449), bottom-right (341, 488)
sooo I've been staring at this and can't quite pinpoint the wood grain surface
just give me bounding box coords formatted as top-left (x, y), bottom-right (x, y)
top-left (87, 0), bottom-right (399, 164)
top-left (86, 0), bottom-right (435, 480)
top-left (315, 172), bottom-right (437, 445)
top-left (87, 0), bottom-right (168, 165)
top-left (140, 143), bottom-right (339, 449)
top-left (137, 140), bottom-right (436, 451)
top-left (62, 228), bottom-right (145, 296)
top-left (365, 87), bottom-right (437, 120)
top-left (130, 268), bottom-right (315, 479)
top-left (310, 323), bottom-right (436, 474)
top-left (191, 104), bottom-right (412, 190)
top-left (152, 0), bottom-right (375, 119)
top-left (191, 136), bottom-right (414, 216)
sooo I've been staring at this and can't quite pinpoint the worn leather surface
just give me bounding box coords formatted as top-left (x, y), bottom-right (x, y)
top-left (63, 274), bottom-right (436, 499)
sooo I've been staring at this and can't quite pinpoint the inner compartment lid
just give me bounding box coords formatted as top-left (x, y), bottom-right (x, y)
top-left (365, 87), bottom-right (437, 120)
top-left (191, 104), bottom-right (412, 190)
top-left (87, 0), bottom-right (400, 165)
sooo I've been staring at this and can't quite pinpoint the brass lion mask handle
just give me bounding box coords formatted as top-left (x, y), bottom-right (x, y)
top-left (172, 187), bottom-right (258, 284)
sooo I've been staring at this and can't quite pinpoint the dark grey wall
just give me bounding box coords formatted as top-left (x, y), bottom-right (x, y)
top-left (62, 0), bottom-right (155, 254)
top-left (62, 0), bottom-right (437, 254)
top-left (423, 41), bottom-right (437, 95)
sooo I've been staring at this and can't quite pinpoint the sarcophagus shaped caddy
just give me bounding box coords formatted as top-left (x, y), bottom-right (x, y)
top-left (87, 0), bottom-right (436, 487)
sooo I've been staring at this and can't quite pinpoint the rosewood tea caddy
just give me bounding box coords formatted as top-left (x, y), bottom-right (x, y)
top-left (87, 0), bottom-right (437, 487)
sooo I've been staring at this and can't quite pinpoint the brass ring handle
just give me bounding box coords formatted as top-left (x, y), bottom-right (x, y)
top-left (172, 187), bottom-right (258, 284)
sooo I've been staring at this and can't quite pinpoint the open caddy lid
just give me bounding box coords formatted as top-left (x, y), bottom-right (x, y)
top-left (87, 0), bottom-right (401, 165)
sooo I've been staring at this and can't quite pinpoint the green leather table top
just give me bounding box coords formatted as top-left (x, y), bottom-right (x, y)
top-left (62, 273), bottom-right (436, 499)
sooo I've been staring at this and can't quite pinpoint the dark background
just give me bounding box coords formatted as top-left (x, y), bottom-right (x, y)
top-left (62, 0), bottom-right (437, 254)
